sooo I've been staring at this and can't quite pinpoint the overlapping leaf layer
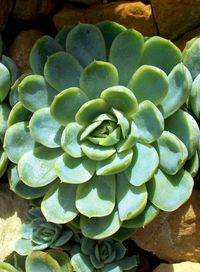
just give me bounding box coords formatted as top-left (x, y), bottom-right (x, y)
top-left (4, 21), bottom-right (199, 239)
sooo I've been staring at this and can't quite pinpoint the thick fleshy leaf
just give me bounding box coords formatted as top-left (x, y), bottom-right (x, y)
top-left (51, 87), bottom-right (88, 126)
top-left (25, 251), bottom-right (61, 272)
top-left (158, 63), bottom-right (191, 118)
top-left (111, 227), bottom-right (137, 242)
top-left (182, 37), bottom-right (200, 79)
top-left (30, 35), bottom-right (63, 75)
top-left (112, 109), bottom-right (129, 138)
top-left (15, 239), bottom-right (34, 256)
top-left (154, 131), bottom-right (188, 175)
top-left (147, 168), bottom-right (193, 211)
top-left (76, 175), bottom-right (115, 217)
top-left (190, 73), bottom-right (200, 119)
top-left (30, 108), bottom-right (63, 148)
top-left (55, 25), bottom-right (72, 49)
top-left (122, 201), bottom-right (159, 228)
top-left (80, 61), bottom-right (118, 99)
top-left (184, 151), bottom-right (199, 177)
top-left (4, 122), bottom-right (35, 163)
top-left (9, 71), bottom-right (31, 107)
top-left (165, 109), bottom-right (199, 159)
top-left (80, 209), bottom-right (120, 239)
top-left (55, 153), bottom-right (95, 183)
top-left (71, 246), bottom-right (93, 272)
top-left (18, 146), bottom-right (62, 187)
top-left (8, 102), bottom-right (32, 127)
top-left (133, 100), bottom-right (164, 143)
top-left (47, 250), bottom-right (73, 272)
top-left (109, 29), bottom-right (144, 85)
top-left (0, 62), bottom-right (10, 102)
top-left (125, 142), bottom-right (159, 186)
top-left (8, 164), bottom-right (51, 199)
top-left (117, 173), bottom-right (147, 221)
top-left (116, 122), bottom-right (138, 153)
top-left (80, 121), bottom-right (102, 141)
top-left (128, 65), bottom-right (168, 105)
top-left (141, 36), bottom-right (181, 74)
top-left (96, 149), bottom-right (133, 175)
top-left (116, 256), bottom-right (138, 271)
top-left (0, 102), bottom-right (10, 139)
top-left (0, 261), bottom-right (18, 272)
top-left (19, 75), bottom-right (57, 112)
top-left (97, 21), bottom-right (126, 56)
top-left (61, 122), bottom-right (83, 158)
top-left (75, 99), bottom-right (109, 126)
top-left (66, 23), bottom-right (106, 67)
top-left (81, 141), bottom-right (115, 161)
top-left (0, 147), bottom-right (7, 177)
top-left (44, 52), bottom-right (83, 92)
top-left (1, 55), bottom-right (19, 85)
top-left (42, 181), bottom-right (78, 224)
top-left (98, 127), bottom-right (121, 147)
top-left (101, 86), bottom-right (138, 117)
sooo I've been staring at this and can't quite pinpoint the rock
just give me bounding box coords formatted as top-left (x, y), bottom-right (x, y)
top-left (53, 1), bottom-right (157, 37)
top-left (13, 0), bottom-right (57, 20)
top-left (174, 27), bottom-right (200, 51)
top-left (9, 29), bottom-right (43, 73)
top-left (153, 262), bottom-right (200, 272)
top-left (132, 190), bottom-right (200, 262)
top-left (0, 0), bottom-right (12, 31)
top-left (53, 4), bottom-right (87, 29)
top-left (0, 184), bottom-right (28, 261)
top-left (151, 0), bottom-right (200, 40)
top-left (87, 1), bottom-right (157, 36)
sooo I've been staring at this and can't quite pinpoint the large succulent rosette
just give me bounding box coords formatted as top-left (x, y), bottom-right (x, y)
top-left (4, 22), bottom-right (199, 239)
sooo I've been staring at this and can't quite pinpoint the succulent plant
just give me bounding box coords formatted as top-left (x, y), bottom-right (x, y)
top-left (182, 37), bottom-right (200, 168)
top-left (0, 35), bottom-right (19, 178)
top-left (4, 21), bottom-right (199, 239)
top-left (15, 206), bottom-right (79, 255)
top-left (3, 250), bottom-right (73, 272)
top-left (71, 237), bottom-right (138, 272)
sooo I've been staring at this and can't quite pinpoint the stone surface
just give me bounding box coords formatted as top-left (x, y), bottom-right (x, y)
top-left (0, 184), bottom-right (28, 261)
top-left (153, 262), bottom-right (200, 272)
top-left (9, 29), bottom-right (43, 73)
top-left (151, 0), bottom-right (200, 40)
top-left (132, 190), bottom-right (200, 262)
top-left (175, 27), bottom-right (200, 51)
top-left (13, 0), bottom-right (57, 20)
top-left (0, 0), bottom-right (12, 31)
top-left (53, 1), bottom-right (157, 37)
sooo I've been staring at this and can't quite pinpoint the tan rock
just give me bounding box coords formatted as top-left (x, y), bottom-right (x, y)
top-left (132, 190), bottom-right (200, 262)
top-left (0, 184), bottom-right (28, 261)
top-left (53, 1), bottom-right (157, 37)
top-left (87, 1), bottom-right (157, 36)
top-left (174, 27), bottom-right (200, 51)
top-left (0, 0), bottom-right (12, 31)
top-left (9, 29), bottom-right (43, 73)
top-left (53, 4), bottom-right (87, 29)
top-left (153, 262), bottom-right (200, 272)
top-left (13, 0), bottom-right (57, 20)
top-left (151, 0), bottom-right (200, 40)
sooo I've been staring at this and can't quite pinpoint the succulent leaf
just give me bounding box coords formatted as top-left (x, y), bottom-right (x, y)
top-left (76, 175), bottom-right (116, 217)
top-left (44, 52), bottom-right (83, 92)
top-left (147, 168), bottom-right (193, 211)
top-left (19, 75), bottom-right (58, 112)
top-left (80, 61), bottom-right (119, 99)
